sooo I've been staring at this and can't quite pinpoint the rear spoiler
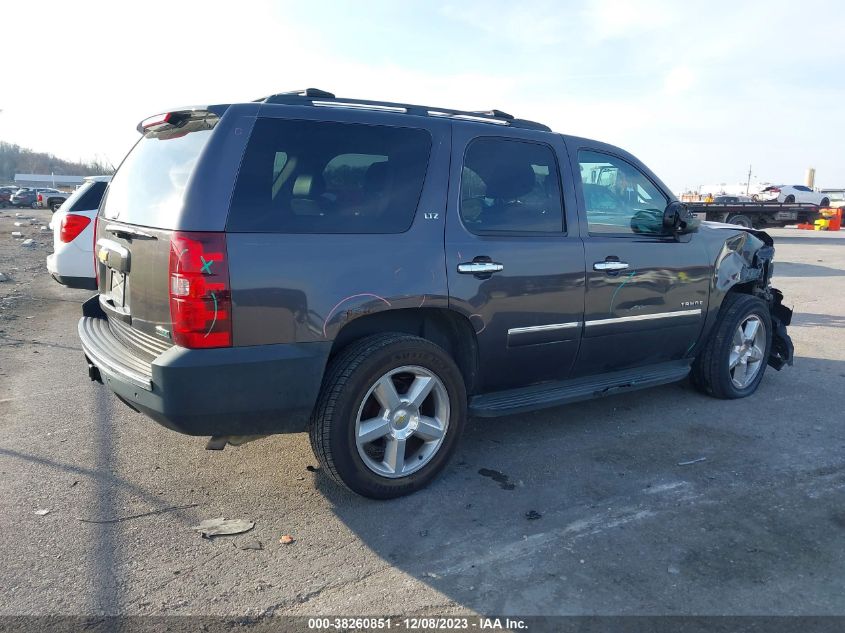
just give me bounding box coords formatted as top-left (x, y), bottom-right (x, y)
top-left (136, 106), bottom-right (218, 134)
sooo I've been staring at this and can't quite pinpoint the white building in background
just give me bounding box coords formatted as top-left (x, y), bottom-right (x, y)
top-left (14, 173), bottom-right (85, 189)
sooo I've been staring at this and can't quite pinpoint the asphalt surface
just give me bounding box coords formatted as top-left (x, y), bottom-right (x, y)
top-left (1, 211), bottom-right (844, 617)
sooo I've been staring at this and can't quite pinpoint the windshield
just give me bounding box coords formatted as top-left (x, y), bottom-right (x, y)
top-left (102, 114), bottom-right (218, 228)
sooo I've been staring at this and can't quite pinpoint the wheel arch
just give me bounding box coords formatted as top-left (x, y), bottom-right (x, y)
top-left (329, 308), bottom-right (481, 395)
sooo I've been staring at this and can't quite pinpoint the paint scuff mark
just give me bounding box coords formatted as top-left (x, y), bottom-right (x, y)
top-left (469, 313), bottom-right (486, 335)
top-left (609, 271), bottom-right (636, 316)
top-left (322, 293), bottom-right (392, 338)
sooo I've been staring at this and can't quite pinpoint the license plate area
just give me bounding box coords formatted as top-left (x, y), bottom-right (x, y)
top-left (108, 268), bottom-right (129, 312)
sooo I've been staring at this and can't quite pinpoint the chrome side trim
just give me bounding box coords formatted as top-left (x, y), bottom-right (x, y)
top-left (508, 322), bottom-right (582, 335)
top-left (585, 308), bottom-right (702, 327)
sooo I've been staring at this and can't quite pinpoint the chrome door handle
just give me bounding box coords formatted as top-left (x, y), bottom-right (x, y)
top-left (458, 262), bottom-right (504, 274)
top-left (593, 260), bottom-right (630, 272)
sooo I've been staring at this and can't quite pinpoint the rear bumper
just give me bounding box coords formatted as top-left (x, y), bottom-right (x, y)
top-left (47, 253), bottom-right (97, 290)
top-left (78, 296), bottom-right (331, 436)
top-left (51, 273), bottom-right (97, 290)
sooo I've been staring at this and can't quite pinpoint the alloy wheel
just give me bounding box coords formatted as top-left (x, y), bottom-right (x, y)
top-left (729, 315), bottom-right (766, 388)
top-left (354, 365), bottom-right (450, 478)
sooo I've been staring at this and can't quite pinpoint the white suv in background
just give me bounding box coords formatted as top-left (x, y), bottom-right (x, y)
top-left (47, 176), bottom-right (111, 289)
top-left (756, 185), bottom-right (830, 206)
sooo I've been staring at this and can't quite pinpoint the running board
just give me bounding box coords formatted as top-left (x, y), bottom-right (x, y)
top-left (469, 360), bottom-right (692, 418)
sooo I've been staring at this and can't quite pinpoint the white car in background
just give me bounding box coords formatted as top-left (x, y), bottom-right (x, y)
top-left (820, 189), bottom-right (845, 208)
top-left (756, 185), bottom-right (830, 206)
top-left (47, 176), bottom-right (111, 289)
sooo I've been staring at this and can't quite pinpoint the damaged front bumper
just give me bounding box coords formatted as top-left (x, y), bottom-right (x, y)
top-left (768, 288), bottom-right (794, 370)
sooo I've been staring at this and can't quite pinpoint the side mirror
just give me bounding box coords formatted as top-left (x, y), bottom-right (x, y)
top-left (663, 201), bottom-right (700, 235)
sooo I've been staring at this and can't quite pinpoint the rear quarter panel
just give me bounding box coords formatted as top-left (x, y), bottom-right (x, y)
top-left (178, 103), bottom-right (259, 232)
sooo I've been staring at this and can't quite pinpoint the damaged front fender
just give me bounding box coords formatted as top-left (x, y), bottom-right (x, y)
top-left (714, 231), bottom-right (772, 292)
top-left (711, 225), bottom-right (794, 370)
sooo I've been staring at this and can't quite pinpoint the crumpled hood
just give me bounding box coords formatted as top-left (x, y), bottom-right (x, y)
top-left (701, 220), bottom-right (774, 246)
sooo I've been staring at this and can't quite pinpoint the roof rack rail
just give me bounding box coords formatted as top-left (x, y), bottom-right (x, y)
top-left (471, 109), bottom-right (514, 119)
top-left (255, 89), bottom-right (550, 131)
top-left (255, 87), bottom-right (335, 101)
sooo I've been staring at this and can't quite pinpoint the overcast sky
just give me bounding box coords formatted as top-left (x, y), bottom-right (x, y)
top-left (1, 0), bottom-right (842, 192)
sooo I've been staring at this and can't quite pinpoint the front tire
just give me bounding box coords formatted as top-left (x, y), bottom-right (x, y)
top-left (692, 293), bottom-right (772, 399)
top-left (309, 333), bottom-right (467, 499)
top-left (30, 201), bottom-right (38, 209)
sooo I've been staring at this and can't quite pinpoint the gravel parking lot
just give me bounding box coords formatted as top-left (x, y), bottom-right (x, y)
top-left (1, 209), bottom-right (844, 617)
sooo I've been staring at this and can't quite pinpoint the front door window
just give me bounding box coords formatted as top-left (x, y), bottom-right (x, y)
top-left (578, 150), bottom-right (668, 235)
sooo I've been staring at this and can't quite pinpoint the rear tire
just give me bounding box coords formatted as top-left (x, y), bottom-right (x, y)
top-left (692, 293), bottom-right (772, 399)
top-left (30, 201), bottom-right (38, 209)
top-left (820, 198), bottom-right (830, 207)
top-left (309, 333), bottom-right (467, 499)
top-left (50, 201), bottom-right (61, 212)
top-left (784, 195), bottom-right (795, 203)
top-left (725, 214), bottom-right (753, 228)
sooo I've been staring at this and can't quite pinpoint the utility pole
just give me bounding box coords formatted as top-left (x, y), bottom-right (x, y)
top-left (745, 165), bottom-right (752, 195)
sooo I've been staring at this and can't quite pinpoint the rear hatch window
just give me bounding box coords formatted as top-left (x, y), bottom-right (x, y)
top-left (227, 118), bottom-right (431, 233)
top-left (102, 112), bottom-right (219, 228)
top-left (94, 111), bottom-right (221, 357)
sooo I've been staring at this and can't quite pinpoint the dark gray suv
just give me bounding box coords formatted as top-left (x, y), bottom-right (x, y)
top-left (79, 89), bottom-right (794, 498)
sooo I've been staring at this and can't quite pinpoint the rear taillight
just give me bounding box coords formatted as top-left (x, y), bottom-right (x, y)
top-left (168, 232), bottom-right (232, 349)
top-left (59, 214), bottom-right (91, 243)
top-left (771, 188), bottom-right (780, 193)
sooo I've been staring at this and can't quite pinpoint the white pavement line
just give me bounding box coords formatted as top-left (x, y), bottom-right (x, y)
top-left (644, 481), bottom-right (689, 494)
top-left (439, 506), bottom-right (656, 576)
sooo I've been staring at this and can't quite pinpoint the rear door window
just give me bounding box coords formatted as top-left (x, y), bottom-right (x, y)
top-left (227, 118), bottom-right (432, 233)
top-left (459, 137), bottom-right (564, 234)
